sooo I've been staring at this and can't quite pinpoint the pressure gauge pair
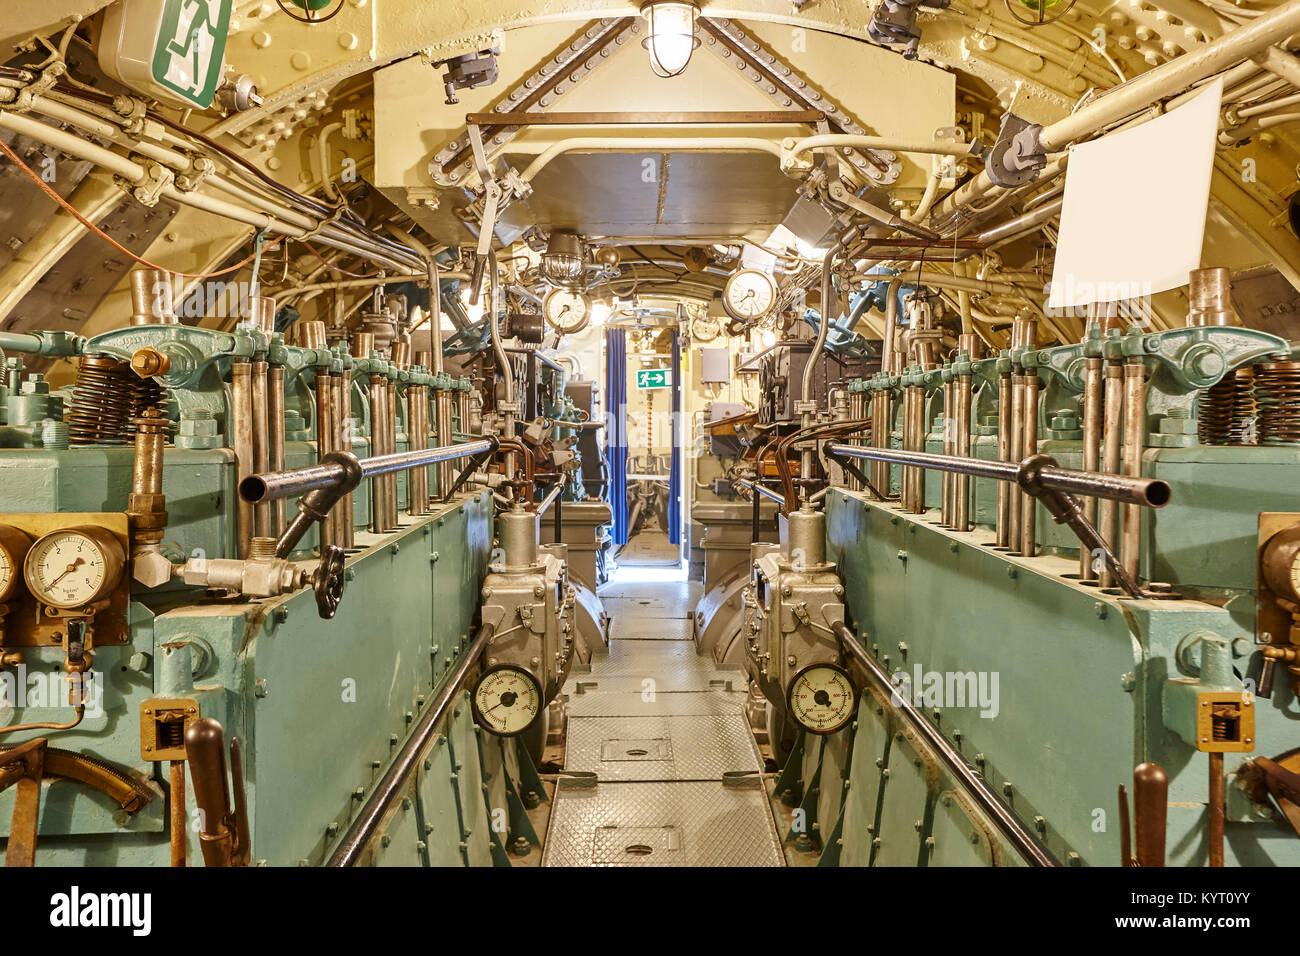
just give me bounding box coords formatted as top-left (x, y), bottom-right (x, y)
top-left (471, 664), bottom-right (543, 736)
top-left (0, 524), bottom-right (125, 610)
top-left (787, 663), bottom-right (857, 735)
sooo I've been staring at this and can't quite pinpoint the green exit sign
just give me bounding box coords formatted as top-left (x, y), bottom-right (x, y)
top-left (636, 368), bottom-right (673, 389)
top-left (150, 0), bottom-right (232, 109)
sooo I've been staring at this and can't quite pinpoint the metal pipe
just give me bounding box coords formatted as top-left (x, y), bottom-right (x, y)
top-left (387, 378), bottom-right (400, 530)
top-left (734, 478), bottom-right (786, 507)
top-left (942, 377), bottom-right (954, 526)
top-left (317, 370), bottom-right (338, 549)
top-left (1122, 360), bottom-right (1146, 581)
top-left (1008, 368), bottom-right (1025, 549)
top-left (327, 624), bottom-right (494, 867)
top-left (1080, 354), bottom-right (1103, 579)
top-left (1099, 360), bottom-right (1125, 587)
top-left (339, 368), bottom-right (354, 548)
top-left (1020, 368), bottom-right (1039, 557)
top-left (368, 375), bottom-right (388, 533)
top-left (822, 444), bottom-right (1171, 508)
top-left (835, 623), bottom-right (1057, 867)
top-left (230, 362), bottom-right (255, 559)
top-left (803, 231), bottom-right (851, 404)
top-left (241, 439), bottom-right (498, 504)
top-left (996, 371), bottom-right (1012, 547)
top-left (1208, 752), bottom-right (1225, 867)
top-left (268, 365), bottom-right (286, 537)
top-left (251, 360), bottom-right (271, 538)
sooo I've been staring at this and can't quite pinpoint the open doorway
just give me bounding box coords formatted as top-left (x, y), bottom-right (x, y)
top-left (606, 325), bottom-right (683, 576)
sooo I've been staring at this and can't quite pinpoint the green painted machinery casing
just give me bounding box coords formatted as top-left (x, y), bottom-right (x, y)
top-left (823, 489), bottom-right (1300, 868)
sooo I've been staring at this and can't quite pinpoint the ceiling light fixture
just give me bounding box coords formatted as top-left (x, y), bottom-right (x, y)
top-left (640, 2), bottom-right (700, 78)
top-left (541, 231), bottom-right (587, 289)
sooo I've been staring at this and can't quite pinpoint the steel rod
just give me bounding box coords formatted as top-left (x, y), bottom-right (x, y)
top-left (823, 444), bottom-right (1171, 507)
top-left (835, 623), bottom-right (1057, 868)
top-left (327, 623), bottom-right (494, 867)
top-left (241, 439), bottom-right (496, 504)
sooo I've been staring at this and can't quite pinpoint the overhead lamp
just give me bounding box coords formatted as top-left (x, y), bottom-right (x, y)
top-left (640, 2), bottom-right (700, 78)
top-left (542, 231), bottom-right (587, 289)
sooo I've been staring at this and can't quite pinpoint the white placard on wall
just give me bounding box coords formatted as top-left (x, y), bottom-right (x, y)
top-left (1046, 78), bottom-right (1224, 310)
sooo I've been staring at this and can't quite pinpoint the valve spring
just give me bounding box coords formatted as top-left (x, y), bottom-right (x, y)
top-left (1196, 374), bottom-right (1236, 445)
top-left (1197, 367), bottom-right (1257, 445)
top-left (129, 376), bottom-right (166, 439)
top-left (66, 355), bottom-right (136, 446)
top-left (1254, 361), bottom-right (1300, 446)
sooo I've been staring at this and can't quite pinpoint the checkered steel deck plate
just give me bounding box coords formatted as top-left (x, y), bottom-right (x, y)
top-left (541, 780), bottom-right (785, 867)
top-left (594, 639), bottom-right (706, 670)
top-left (600, 596), bottom-right (684, 618)
top-left (565, 689), bottom-right (749, 718)
top-left (565, 714), bottom-right (763, 780)
top-left (609, 616), bottom-right (695, 641)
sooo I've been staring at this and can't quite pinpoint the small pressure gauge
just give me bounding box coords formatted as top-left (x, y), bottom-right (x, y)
top-left (691, 314), bottom-right (721, 342)
top-left (23, 526), bottom-right (126, 610)
top-left (723, 269), bottom-right (778, 323)
top-left (471, 664), bottom-right (543, 736)
top-left (542, 288), bottom-right (592, 334)
top-left (0, 525), bottom-right (33, 603)
top-left (787, 663), bottom-right (857, 734)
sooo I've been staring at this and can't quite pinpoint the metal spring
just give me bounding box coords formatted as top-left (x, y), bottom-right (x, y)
top-left (67, 355), bottom-right (136, 446)
top-left (1197, 367), bottom-right (1257, 446)
top-left (1197, 374), bottom-right (1236, 445)
top-left (1254, 361), bottom-right (1300, 446)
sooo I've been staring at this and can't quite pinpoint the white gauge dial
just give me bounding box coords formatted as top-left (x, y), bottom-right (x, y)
top-left (691, 314), bottom-right (721, 342)
top-left (0, 525), bottom-right (33, 603)
top-left (542, 289), bottom-right (592, 333)
top-left (788, 663), bottom-right (857, 734)
top-left (723, 269), bottom-right (778, 323)
top-left (472, 665), bottom-right (543, 736)
top-left (24, 527), bottom-right (124, 610)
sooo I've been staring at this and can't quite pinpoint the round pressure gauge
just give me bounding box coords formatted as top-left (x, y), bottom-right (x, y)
top-left (23, 526), bottom-right (126, 610)
top-left (0, 525), bottom-right (33, 603)
top-left (471, 664), bottom-right (543, 736)
top-left (542, 288), bottom-right (592, 334)
top-left (787, 663), bottom-right (857, 735)
top-left (691, 314), bottom-right (721, 342)
top-left (723, 269), bottom-right (778, 323)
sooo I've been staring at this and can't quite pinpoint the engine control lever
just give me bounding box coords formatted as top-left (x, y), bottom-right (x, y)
top-left (185, 718), bottom-right (251, 867)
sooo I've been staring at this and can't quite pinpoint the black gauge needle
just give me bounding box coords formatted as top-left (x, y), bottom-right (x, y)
top-left (48, 557), bottom-right (84, 588)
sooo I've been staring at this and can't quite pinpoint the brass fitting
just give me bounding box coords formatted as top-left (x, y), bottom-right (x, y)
top-left (130, 346), bottom-right (171, 379)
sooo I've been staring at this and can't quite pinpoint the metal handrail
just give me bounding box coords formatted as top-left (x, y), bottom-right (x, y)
top-left (327, 623), bottom-right (494, 867)
top-left (835, 623), bottom-right (1058, 867)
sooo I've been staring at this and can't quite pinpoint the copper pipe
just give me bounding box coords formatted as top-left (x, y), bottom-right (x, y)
top-left (1122, 360), bottom-right (1146, 581)
top-left (872, 390), bottom-right (891, 497)
top-left (129, 267), bottom-right (178, 325)
top-left (1208, 752), bottom-right (1224, 867)
top-left (1099, 361), bottom-right (1125, 588)
top-left (995, 372), bottom-right (1012, 547)
top-left (1019, 369), bottom-right (1039, 557)
top-left (1008, 370), bottom-right (1025, 550)
top-left (331, 372), bottom-right (351, 545)
top-left (407, 385), bottom-right (427, 517)
top-left (316, 370), bottom-right (337, 549)
top-left (170, 760), bottom-right (186, 867)
top-left (946, 374), bottom-right (956, 522)
top-left (954, 371), bottom-right (972, 532)
top-left (339, 369), bottom-right (354, 548)
top-left (369, 374), bottom-right (389, 532)
top-left (268, 365), bottom-right (286, 537)
top-left (1080, 355), bottom-right (1103, 579)
top-left (1133, 761), bottom-right (1168, 867)
top-left (251, 360), bottom-right (271, 538)
top-left (230, 361), bottom-right (255, 559)
top-left (127, 406), bottom-right (168, 554)
top-left (386, 379), bottom-right (400, 529)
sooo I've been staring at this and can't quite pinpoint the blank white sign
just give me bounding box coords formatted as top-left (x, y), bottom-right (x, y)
top-left (1047, 78), bottom-right (1223, 310)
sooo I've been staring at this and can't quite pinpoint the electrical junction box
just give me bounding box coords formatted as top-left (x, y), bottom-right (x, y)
top-left (700, 347), bottom-right (730, 383)
top-left (98, 0), bottom-right (232, 110)
top-left (704, 402), bottom-right (749, 457)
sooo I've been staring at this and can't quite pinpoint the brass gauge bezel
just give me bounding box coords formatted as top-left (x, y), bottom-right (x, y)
top-left (470, 664), bottom-right (543, 737)
top-left (722, 268), bottom-right (778, 323)
top-left (787, 662), bottom-right (857, 735)
top-left (24, 525), bottom-right (127, 611)
top-left (0, 524), bottom-right (33, 603)
top-left (542, 288), bottom-right (592, 334)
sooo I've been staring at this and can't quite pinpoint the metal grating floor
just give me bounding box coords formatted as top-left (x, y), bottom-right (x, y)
top-left (544, 577), bottom-right (783, 867)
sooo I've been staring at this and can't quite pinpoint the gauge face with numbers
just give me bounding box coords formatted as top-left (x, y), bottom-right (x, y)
top-left (787, 663), bottom-right (856, 734)
top-left (23, 527), bottom-right (124, 610)
top-left (542, 288), bottom-right (591, 333)
top-left (723, 269), bottom-right (778, 323)
top-left (471, 665), bottom-right (543, 736)
top-left (0, 525), bottom-right (33, 603)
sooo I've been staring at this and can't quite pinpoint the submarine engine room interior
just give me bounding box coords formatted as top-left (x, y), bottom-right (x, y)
top-left (2, 0), bottom-right (1300, 879)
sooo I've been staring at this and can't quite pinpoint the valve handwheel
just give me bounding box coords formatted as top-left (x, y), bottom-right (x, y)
top-left (313, 545), bottom-right (347, 619)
